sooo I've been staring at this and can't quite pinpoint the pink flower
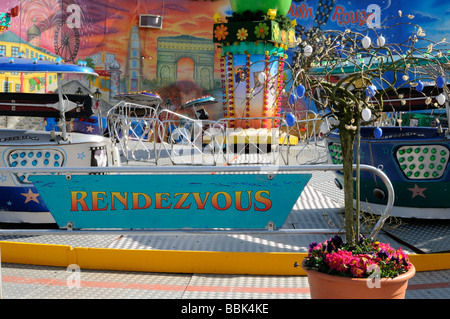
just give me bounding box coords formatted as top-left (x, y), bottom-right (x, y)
top-left (356, 255), bottom-right (371, 268)
top-left (325, 250), bottom-right (353, 272)
top-left (350, 266), bottom-right (364, 277)
top-left (303, 236), bottom-right (411, 278)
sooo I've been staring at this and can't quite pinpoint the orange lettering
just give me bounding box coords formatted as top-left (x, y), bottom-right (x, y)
top-left (234, 191), bottom-right (252, 211)
top-left (92, 191), bottom-right (108, 211)
top-left (211, 191), bottom-right (232, 210)
top-left (174, 193), bottom-right (191, 209)
top-left (132, 193), bottom-right (152, 209)
top-left (111, 192), bottom-right (128, 210)
top-left (70, 191), bottom-right (89, 211)
top-left (155, 193), bottom-right (171, 209)
top-left (192, 192), bottom-right (210, 209)
top-left (254, 190), bottom-right (272, 211)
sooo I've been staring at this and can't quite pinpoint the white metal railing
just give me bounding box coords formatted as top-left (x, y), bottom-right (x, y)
top-left (106, 101), bottom-right (161, 163)
top-left (157, 109), bottom-right (225, 165)
top-left (286, 110), bottom-right (328, 165)
top-left (105, 102), bottom-right (332, 166)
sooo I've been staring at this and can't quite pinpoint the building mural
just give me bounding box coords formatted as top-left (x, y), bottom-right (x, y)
top-left (157, 35), bottom-right (215, 90)
top-left (0, 0), bottom-right (448, 118)
top-left (0, 28), bottom-right (60, 94)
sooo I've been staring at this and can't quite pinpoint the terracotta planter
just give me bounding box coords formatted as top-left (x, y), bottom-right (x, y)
top-left (302, 261), bottom-right (415, 299)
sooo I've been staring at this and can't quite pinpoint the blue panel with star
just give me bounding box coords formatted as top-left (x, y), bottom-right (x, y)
top-left (0, 186), bottom-right (49, 212)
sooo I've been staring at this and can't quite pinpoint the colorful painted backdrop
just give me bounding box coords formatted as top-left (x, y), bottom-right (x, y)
top-left (0, 0), bottom-right (448, 118)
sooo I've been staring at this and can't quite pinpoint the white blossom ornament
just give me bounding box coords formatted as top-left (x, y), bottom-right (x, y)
top-left (377, 35), bottom-right (386, 47)
top-left (361, 108), bottom-right (372, 121)
top-left (257, 72), bottom-right (266, 83)
top-left (437, 93), bottom-right (446, 105)
top-left (362, 35), bottom-right (371, 49)
top-left (303, 45), bottom-right (313, 57)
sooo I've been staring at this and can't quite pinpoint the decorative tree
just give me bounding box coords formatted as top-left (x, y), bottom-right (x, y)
top-left (215, 1), bottom-right (448, 244)
top-left (287, 14), bottom-right (449, 243)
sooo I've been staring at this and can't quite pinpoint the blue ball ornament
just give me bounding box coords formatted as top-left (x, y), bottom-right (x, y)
top-left (436, 76), bottom-right (445, 89)
top-left (295, 84), bottom-right (305, 98)
top-left (365, 86), bottom-right (375, 98)
top-left (374, 127), bottom-right (383, 139)
top-left (288, 93), bottom-right (297, 105)
top-left (416, 80), bottom-right (424, 92)
top-left (286, 113), bottom-right (296, 127)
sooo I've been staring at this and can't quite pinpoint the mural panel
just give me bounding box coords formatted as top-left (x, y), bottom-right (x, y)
top-left (0, 0), bottom-right (448, 119)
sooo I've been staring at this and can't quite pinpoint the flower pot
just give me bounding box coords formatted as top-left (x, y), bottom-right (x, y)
top-left (302, 261), bottom-right (415, 299)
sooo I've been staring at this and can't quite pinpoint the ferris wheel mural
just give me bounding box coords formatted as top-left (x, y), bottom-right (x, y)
top-left (2, 0), bottom-right (93, 63)
top-left (54, 20), bottom-right (80, 63)
top-left (53, 1), bottom-right (82, 63)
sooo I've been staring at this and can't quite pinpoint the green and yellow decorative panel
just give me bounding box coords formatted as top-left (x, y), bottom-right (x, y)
top-left (213, 20), bottom-right (295, 48)
top-left (328, 143), bottom-right (343, 164)
top-left (396, 145), bottom-right (449, 179)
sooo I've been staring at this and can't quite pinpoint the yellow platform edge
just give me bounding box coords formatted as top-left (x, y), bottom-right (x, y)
top-left (1, 241), bottom-right (449, 276)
